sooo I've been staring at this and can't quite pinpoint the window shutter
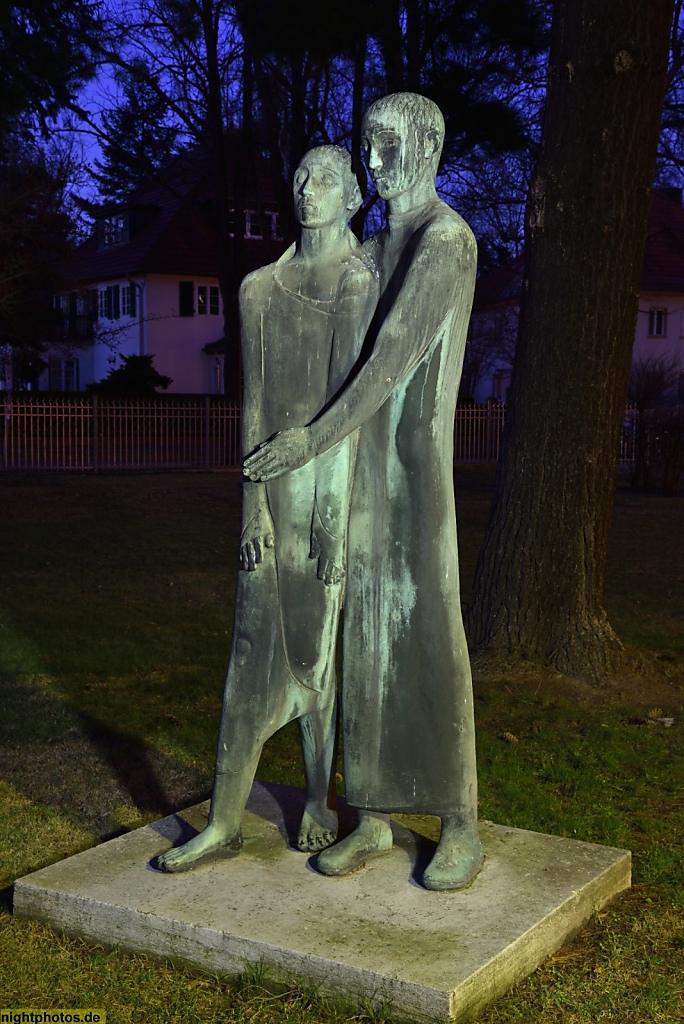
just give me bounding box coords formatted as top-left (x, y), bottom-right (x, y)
top-left (105, 285), bottom-right (121, 320)
top-left (179, 281), bottom-right (194, 316)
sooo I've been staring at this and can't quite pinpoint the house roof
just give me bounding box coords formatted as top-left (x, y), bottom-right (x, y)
top-left (641, 188), bottom-right (684, 293)
top-left (473, 188), bottom-right (684, 309)
top-left (69, 143), bottom-right (289, 285)
top-left (473, 253), bottom-right (524, 309)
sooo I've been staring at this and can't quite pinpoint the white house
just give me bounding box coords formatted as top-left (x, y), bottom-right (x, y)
top-left (467, 188), bottom-right (684, 405)
top-left (632, 189), bottom-right (684, 400)
top-left (47, 149), bottom-right (287, 394)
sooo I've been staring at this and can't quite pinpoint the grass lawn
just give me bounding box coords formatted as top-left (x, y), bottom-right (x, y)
top-left (0, 467), bottom-right (682, 1023)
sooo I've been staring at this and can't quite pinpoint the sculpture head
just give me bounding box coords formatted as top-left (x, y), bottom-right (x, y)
top-left (293, 146), bottom-right (363, 230)
top-left (361, 93), bottom-right (444, 202)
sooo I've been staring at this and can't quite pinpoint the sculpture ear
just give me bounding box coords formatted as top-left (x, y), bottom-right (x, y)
top-left (424, 129), bottom-right (441, 159)
top-left (347, 181), bottom-right (363, 218)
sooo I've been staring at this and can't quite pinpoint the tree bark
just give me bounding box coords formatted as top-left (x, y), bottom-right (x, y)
top-left (198, 0), bottom-right (237, 397)
top-left (380, 0), bottom-right (405, 92)
top-left (466, 0), bottom-right (674, 680)
top-left (350, 31), bottom-right (367, 241)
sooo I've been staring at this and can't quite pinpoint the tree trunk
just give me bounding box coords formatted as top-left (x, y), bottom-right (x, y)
top-left (380, 0), bottom-right (405, 92)
top-left (466, 0), bottom-right (674, 680)
top-left (198, 0), bottom-right (238, 397)
top-left (350, 31), bottom-right (367, 241)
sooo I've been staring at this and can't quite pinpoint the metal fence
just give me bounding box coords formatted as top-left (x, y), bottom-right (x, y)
top-left (454, 402), bottom-right (507, 461)
top-left (0, 395), bottom-right (638, 472)
top-left (1, 394), bottom-right (241, 471)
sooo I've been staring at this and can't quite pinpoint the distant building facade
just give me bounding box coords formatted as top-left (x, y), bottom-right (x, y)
top-left (467, 188), bottom-right (684, 405)
top-left (43, 146), bottom-right (288, 394)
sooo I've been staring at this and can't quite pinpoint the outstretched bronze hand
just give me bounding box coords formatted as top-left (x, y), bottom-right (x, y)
top-left (243, 426), bottom-right (316, 481)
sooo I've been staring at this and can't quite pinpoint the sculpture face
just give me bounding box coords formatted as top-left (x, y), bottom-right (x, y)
top-left (293, 153), bottom-right (350, 229)
top-left (362, 110), bottom-right (425, 201)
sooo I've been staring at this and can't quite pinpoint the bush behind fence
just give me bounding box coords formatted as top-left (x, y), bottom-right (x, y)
top-left (0, 394), bottom-right (638, 472)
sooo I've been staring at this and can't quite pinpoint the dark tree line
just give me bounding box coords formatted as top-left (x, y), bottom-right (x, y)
top-left (91, 0), bottom-right (549, 395)
top-left (0, 0), bottom-right (104, 385)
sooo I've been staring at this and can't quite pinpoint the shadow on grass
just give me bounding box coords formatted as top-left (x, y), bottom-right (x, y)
top-left (76, 711), bottom-right (178, 818)
top-left (0, 675), bottom-right (211, 840)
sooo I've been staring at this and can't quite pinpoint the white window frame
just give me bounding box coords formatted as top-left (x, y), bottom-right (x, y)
top-left (244, 209), bottom-right (261, 239)
top-left (102, 214), bottom-right (127, 247)
top-left (263, 210), bottom-right (282, 240)
top-left (648, 308), bottom-right (667, 337)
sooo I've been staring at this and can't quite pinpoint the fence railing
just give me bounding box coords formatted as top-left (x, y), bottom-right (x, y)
top-left (1, 395), bottom-right (241, 471)
top-left (452, 402), bottom-right (639, 464)
top-left (454, 401), bottom-right (507, 461)
top-left (0, 395), bottom-right (638, 472)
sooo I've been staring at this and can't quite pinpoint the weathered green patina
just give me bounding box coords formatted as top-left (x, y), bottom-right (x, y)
top-left (158, 146), bottom-right (378, 872)
top-left (245, 94), bottom-right (483, 891)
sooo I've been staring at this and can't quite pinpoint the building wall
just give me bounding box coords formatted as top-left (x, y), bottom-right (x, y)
top-left (633, 293), bottom-right (684, 364)
top-left (144, 274), bottom-right (224, 393)
top-left (469, 291), bottom-right (684, 405)
top-left (41, 274), bottom-right (227, 393)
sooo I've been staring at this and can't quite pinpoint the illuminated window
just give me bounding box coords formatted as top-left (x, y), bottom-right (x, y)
top-left (100, 214), bottom-right (128, 247)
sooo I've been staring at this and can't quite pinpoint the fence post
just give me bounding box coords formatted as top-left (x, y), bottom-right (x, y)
top-left (204, 394), bottom-right (211, 469)
top-left (1, 392), bottom-right (8, 469)
top-left (92, 393), bottom-right (99, 473)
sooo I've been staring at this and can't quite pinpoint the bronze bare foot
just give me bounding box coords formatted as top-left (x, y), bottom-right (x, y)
top-left (157, 823), bottom-right (242, 873)
top-left (297, 804), bottom-right (338, 852)
top-left (316, 815), bottom-right (392, 876)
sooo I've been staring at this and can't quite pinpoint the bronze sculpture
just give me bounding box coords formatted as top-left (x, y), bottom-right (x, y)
top-left (159, 146), bottom-right (378, 871)
top-left (246, 94), bottom-right (483, 891)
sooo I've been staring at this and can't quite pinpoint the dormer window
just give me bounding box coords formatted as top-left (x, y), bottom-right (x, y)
top-left (227, 208), bottom-right (283, 241)
top-left (99, 213), bottom-right (129, 248)
top-left (262, 210), bottom-right (281, 240)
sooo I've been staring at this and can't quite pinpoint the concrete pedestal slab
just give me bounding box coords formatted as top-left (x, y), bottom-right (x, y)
top-left (14, 783), bottom-right (630, 1022)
